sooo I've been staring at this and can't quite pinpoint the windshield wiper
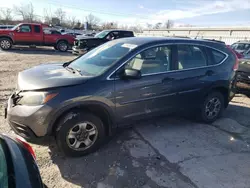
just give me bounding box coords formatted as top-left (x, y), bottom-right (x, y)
top-left (65, 66), bottom-right (82, 75)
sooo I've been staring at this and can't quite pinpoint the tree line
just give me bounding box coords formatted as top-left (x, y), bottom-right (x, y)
top-left (0, 3), bottom-right (175, 32)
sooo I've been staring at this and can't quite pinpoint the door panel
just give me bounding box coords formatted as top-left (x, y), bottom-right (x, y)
top-left (114, 45), bottom-right (177, 124)
top-left (114, 73), bottom-right (177, 124)
top-left (14, 24), bottom-right (33, 44)
top-left (173, 44), bottom-right (212, 109)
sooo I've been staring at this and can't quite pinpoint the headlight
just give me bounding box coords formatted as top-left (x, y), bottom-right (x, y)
top-left (17, 92), bottom-right (58, 106)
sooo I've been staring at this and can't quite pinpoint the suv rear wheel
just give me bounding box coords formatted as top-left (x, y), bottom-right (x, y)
top-left (0, 38), bottom-right (12, 50)
top-left (200, 92), bottom-right (225, 123)
top-left (56, 41), bottom-right (68, 52)
top-left (56, 111), bottom-right (105, 157)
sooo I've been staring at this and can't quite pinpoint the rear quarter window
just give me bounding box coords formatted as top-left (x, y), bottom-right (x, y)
top-left (211, 49), bottom-right (226, 65)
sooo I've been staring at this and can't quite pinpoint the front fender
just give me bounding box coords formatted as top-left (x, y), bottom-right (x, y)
top-left (45, 98), bottom-right (116, 135)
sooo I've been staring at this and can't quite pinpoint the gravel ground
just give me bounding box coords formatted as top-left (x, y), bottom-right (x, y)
top-left (1, 47), bottom-right (250, 188)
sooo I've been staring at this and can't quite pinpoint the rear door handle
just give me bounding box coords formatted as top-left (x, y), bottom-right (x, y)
top-left (206, 70), bottom-right (215, 76)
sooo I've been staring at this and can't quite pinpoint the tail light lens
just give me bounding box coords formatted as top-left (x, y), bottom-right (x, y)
top-left (16, 137), bottom-right (36, 160)
top-left (226, 45), bottom-right (239, 71)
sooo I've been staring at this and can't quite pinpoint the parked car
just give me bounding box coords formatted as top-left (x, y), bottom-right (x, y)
top-left (0, 134), bottom-right (44, 188)
top-left (0, 25), bottom-right (14, 30)
top-left (231, 41), bottom-right (250, 54)
top-left (235, 57), bottom-right (250, 97)
top-left (0, 23), bottom-right (75, 52)
top-left (72, 29), bottom-right (134, 55)
top-left (5, 37), bottom-right (237, 157)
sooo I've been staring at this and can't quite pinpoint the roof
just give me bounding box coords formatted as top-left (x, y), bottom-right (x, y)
top-left (103, 29), bottom-right (134, 32)
top-left (116, 37), bottom-right (224, 47)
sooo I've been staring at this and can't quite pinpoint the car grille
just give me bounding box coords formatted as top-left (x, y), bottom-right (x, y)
top-left (8, 121), bottom-right (36, 139)
top-left (237, 71), bottom-right (250, 84)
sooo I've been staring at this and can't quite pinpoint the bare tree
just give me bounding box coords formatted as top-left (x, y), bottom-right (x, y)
top-left (85, 14), bottom-right (100, 29)
top-left (164, 20), bottom-right (174, 29)
top-left (43, 8), bottom-right (53, 24)
top-left (101, 22), bottom-right (117, 30)
top-left (67, 16), bottom-right (76, 28)
top-left (0, 8), bottom-right (12, 24)
top-left (154, 22), bottom-right (162, 29)
top-left (14, 2), bottom-right (35, 22)
top-left (146, 23), bottom-right (153, 29)
top-left (54, 8), bottom-right (66, 25)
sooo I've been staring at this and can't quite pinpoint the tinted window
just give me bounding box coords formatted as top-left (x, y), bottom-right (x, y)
top-left (34, 25), bottom-right (40, 33)
top-left (126, 46), bottom-right (172, 75)
top-left (0, 141), bottom-right (8, 188)
top-left (20, 25), bottom-right (31, 32)
top-left (123, 31), bottom-right (134, 37)
top-left (177, 45), bottom-right (207, 70)
top-left (211, 50), bottom-right (226, 65)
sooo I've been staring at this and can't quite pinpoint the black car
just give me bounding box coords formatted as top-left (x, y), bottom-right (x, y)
top-left (235, 58), bottom-right (250, 97)
top-left (0, 134), bottom-right (44, 188)
top-left (6, 37), bottom-right (237, 157)
top-left (72, 29), bottom-right (134, 55)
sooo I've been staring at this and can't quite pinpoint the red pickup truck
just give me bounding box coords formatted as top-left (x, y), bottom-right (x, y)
top-left (0, 23), bottom-right (75, 52)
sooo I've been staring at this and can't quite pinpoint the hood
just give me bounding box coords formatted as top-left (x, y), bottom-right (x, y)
top-left (0, 29), bottom-right (12, 34)
top-left (18, 63), bottom-right (92, 90)
top-left (76, 36), bottom-right (96, 40)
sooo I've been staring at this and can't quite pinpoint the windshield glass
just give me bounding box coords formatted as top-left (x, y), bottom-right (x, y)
top-left (95, 31), bottom-right (110, 38)
top-left (11, 24), bottom-right (21, 30)
top-left (69, 41), bottom-right (137, 76)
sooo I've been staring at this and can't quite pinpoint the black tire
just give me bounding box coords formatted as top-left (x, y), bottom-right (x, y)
top-left (55, 111), bottom-right (106, 157)
top-left (54, 45), bottom-right (58, 50)
top-left (200, 92), bottom-right (225, 123)
top-left (56, 41), bottom-right (68, 52)
top-left (0, 38), bottom-right (12, 50)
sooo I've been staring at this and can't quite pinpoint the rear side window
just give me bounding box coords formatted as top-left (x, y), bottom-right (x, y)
top-left (177, 45), bottom-right (207, 70)
top-left (34, 25), bottom-right (40, 33)
top-left (122, 31), bottom-right (134, 37)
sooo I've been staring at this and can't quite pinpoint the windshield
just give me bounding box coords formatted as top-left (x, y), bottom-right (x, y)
top-left (68, 41), bottom-right (137, 76)
top-left (95, 31), bottom-right (110, 38)
top-left (11, 24), bottom-right (21, 31)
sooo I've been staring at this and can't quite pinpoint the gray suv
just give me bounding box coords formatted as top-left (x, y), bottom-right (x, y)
top-left (6, 37), bottom-right (237, 156)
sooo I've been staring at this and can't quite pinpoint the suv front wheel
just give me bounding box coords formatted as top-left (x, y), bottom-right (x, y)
top-left (200, 92), bottom-right (225, 123)
top-left (56, 112), bottom-right (105, 157)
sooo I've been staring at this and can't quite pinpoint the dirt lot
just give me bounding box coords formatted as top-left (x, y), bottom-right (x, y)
top-left (1, 47), bottom-right (250, 188)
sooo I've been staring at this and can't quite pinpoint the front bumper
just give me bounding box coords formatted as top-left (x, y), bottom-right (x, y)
top-left (6, 95), bottom-right (53, 139)
top-left (72, 46), bottom-right (88, 55)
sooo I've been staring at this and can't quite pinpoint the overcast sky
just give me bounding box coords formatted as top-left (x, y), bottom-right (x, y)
top-left (2, 0), bottom-right (250, 27)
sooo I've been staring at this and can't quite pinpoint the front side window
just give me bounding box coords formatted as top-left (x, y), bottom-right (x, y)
top-left (69, 41), bottom-right (137, 76)
top-left (19, 25), bottom-right (31, 32)
top-left (125, 45), bottom-right (172, 75)
top-left (177, 45), bottom-right (207, 70)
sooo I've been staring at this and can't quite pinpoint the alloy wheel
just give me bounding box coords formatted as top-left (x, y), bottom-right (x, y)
top-left (66, 121), bottom-right (98, 151)
top-left (0, 40), bottom-right (11, 49)
top-left (205, 97), bottom-right (221, 119)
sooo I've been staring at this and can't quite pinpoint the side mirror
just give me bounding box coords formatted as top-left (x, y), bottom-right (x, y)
top-left (16, 27), bottom-right (20, 32)
top-left (122, 68), bottom-right (141, 79)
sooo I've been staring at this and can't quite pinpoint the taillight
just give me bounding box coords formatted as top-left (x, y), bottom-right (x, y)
top-left (16, 137), bottom-right (36, 160)
top-left (226, 45), bottom-right (239, 71)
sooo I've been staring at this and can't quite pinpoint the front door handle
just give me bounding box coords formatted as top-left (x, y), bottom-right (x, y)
top-left (206, 70), bottom-right (215, 76)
